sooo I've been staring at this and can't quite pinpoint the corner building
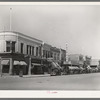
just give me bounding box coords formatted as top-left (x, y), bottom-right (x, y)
top-left (0, 31), bottom-right (43, 75)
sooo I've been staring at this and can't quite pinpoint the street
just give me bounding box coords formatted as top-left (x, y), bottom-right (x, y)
top-left (0, 73), bottom-right (100, 90)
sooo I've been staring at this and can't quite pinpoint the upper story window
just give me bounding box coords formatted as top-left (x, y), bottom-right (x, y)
top-left (12, 42), bottom-right (15, 53)
top-left (26, 45), bottom-right (29, 54)
top-left (39, 46), bottom-right (42, 57)
top-left (6, 41), bottom-right (10, 52)
top-left (6, 41), bottom-right (15, 53)
top-left (21, 43), bottom-right (24, 54)
top-left (43, 50), bottom-right (45, 57)
top-left (36, 47), bottom-right (38, 56)
top-left (30, 46), bottom-right (32, 55)
top-left (32, 46), bottom-right (34, 56)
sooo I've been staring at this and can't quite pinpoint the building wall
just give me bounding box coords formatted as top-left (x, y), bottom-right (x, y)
top-left (68, 54), bottom-right (84, 65)
top-left (43, 43), bottom-right (52, 58)
top-left (0, 32), bottom-right (17, 53)
top-left (50, 47), bottom-right (60, 62)
top-left (18, 36), bottom-right (42, 56)
top-left (60, 49), bottom-right (66, 62)
top-left (0, 31), bottom-right (43, 57)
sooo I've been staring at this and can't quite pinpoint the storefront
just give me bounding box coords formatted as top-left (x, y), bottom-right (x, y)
top-left (0, 53), bottom-right (27, 75)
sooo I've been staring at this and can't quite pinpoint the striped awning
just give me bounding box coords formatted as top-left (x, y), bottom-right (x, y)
top-left (1, 60), bottom-right (10, 65)
top-left (32, 63), bottom-right (42, 66)
top-left (14, 61), bottom-right (27, 65)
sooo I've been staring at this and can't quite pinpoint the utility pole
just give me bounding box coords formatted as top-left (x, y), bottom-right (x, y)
top-left (66, 43), bottom-right (68, 62)
top-left (10, 8), bottom-right (12, 31)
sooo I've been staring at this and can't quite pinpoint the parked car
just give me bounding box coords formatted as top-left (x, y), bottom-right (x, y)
top-left (61, 64), bottom-right (70, 75)
top-left (50, 62), bottom-right (62, 76)
top-left (91, 67), bottom-right (98, 73)
top-left (97, 66), bottom-right (100, 72)
top-left (86, 65), bottom-right (92, 73)
top-left (79, 67), bottom-right (86, 74)
top-left (68, 65), bottom-right (80, 74)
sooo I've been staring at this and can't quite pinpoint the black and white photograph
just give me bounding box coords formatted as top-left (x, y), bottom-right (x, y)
top-left (0, 2), bottom-right (100, 94)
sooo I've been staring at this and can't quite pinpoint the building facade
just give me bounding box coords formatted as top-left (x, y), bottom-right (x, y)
top-left (68, 54), bottom-right (84, 66)
top-left (59, 48), bottom-right (66, 65)
top-left (42, 43), bottom-right (52, 59)
top-left (50, 47), bottom-right (60, 62)
top-left (0, 31), bottom-right (43, 75)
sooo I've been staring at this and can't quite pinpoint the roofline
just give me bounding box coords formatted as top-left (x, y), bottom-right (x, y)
top-left (0, 31), bottom-right (43, 43)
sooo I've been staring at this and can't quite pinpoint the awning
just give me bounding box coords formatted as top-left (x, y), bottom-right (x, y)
top-left (14, 61), bottom-right (20, 65)
top-left (14, 61), bottom-right (27, 66)
top-left (69, 66), bottom-right (79, 70)
top-left (1, 60), bottom-right (9, 65)
top-left (19, 61), bottom-right (27, 65)
top-left (32, 63), bottom-right (42, 66)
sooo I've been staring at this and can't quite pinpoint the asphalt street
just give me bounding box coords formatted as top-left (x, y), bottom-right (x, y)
top-left (0, 73), bottom-right (100, 90)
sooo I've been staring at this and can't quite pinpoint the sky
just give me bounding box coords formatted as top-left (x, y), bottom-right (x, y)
top-left (0, 4), bottom-right (100, 59)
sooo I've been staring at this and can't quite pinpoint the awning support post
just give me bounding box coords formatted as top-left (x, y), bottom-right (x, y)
top-left (28, 57), bottom-right (31, 75)
top-left (9, 58), bottom-right (13, 75)
top-left (0, 57), bottom-right (2, 77)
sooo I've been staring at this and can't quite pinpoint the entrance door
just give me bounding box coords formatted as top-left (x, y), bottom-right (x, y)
top-left (2, 65), bottom-right (10, 73)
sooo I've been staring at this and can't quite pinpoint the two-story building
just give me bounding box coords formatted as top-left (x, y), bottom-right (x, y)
top-left (0, 31), bottom-right (43, 75)
top-left (50, 47), bottom-right (60, 63)
top-left (42, 43), bottom-right (52, 59)
top-left (59, 48), bottom-right (66, 65)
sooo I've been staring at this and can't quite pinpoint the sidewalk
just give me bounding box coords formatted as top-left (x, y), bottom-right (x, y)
top-left (0, 73), bottom-right (50, 78)
top-left (23, 74), bottom-right (50, 78)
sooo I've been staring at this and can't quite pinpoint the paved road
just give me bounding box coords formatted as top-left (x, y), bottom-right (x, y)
top-left (0, 73), bottom-right (100, 90)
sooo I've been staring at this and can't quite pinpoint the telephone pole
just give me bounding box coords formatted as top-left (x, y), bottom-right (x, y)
top-left (66, 43), bottom-right (68, 62)
top-left (10, 8), bottom-right (12, 31)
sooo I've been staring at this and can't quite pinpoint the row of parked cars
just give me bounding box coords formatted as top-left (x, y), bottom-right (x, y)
top-left (49, 62), bottom-right (100, 76)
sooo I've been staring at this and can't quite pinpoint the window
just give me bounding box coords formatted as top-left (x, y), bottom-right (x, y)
top-left (36, 47), bottom-right (38, 56)
top-left (30, 46), bottom-right (31, 55)
top-left (43, 50), bottom-right (45, 57)
top-left (46, 51), bottom-right (48, 58)
top-left (12, 42), bottom-right (15, 53)
top-left (57, 54), bottom-right (59, 60)
top-left (27, 45), bottom-right (29, 54)
top-left (39, 46), bottom-right (41, 56)
top-left (32, 46), bottom-right (34, 56)
top-left (21, 43), bottom-right (24, 54)
top-left (6, 41), bottom-right (15, 52)
top-left (6, 41), bottom-right (10, 52)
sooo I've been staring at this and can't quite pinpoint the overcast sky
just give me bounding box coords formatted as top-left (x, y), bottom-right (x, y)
top-left (0, 5), bottom-right (100, 59)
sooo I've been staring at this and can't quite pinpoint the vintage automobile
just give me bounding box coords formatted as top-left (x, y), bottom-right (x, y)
top-left (97, 66), bottom-right (100, 72)
top-left (79, 66), bottom-right (86, 74)
top-left (61, 64), bottom-right (70, 75)
top-left (86, 65), bottom-right (92, 73)
top-left (50, 62), bottom-right (62, 76)
top-left (68, 65), bottom-right (80, 74)
top-left (61, 64), bottom-right (85, 75)
top-left (31, 63), bottom-right (44, 74)
top-left (90, 66), bottom-right (98, 73)
top-left (47, 58), bottom-right (62, 76)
